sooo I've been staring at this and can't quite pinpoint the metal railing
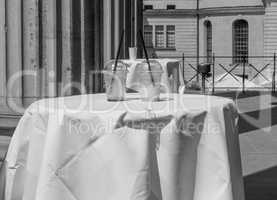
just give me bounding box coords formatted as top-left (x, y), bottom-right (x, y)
top-left (157, 53), bottom-right (277, 93)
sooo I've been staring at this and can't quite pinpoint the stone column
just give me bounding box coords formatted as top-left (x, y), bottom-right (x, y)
top-left (6, 0), bottom-right (23, 111)
top-left (42, 0), bottom-right (57, 97)
top-left (0, 0), bottom-right (6, 107)
top-left (82, 0), bottom-right (100, 93)
top-left (23, 0), bottom-right (40, 106)
top-left (103, 0), bottom-right (112, 63)
top-left (61, 0), bottom-right (73, 96)
top-left (102, 0), bottom-right (143, 61)
top-left (80, 0), bottom-right (86, 94)
top-left (92, 0), bottom-right (103, 93)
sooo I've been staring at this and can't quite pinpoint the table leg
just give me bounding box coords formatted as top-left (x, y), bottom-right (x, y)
top-left (224, 107), bottom-right (245, 200)
top-left (172, 65), bottom-right (179, 93)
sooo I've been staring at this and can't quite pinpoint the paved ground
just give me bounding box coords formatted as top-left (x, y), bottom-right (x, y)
top-left (0, 91), bottom-right (277, 199)
top-left (215, 91), bottom-right (277, 200)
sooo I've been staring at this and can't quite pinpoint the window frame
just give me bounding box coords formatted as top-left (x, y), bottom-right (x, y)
top-left (155, 25), bottom-right (165, 48)
top-left (233, 19), bottom-right (249, 64)
top-left (143, 25), bottom-right (153, 48)
top-left (143, 24), bottom-right (176, 50)
top-left (166, 25), bottom-right (175, 48)
top-left (166, 5), bottom-right (176, 10)
top-left (144, 5), bottom-right (153, 10)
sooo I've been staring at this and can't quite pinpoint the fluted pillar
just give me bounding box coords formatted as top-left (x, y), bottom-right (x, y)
top-left (61, 0), bottom-right (73, 96)
top-left (42, 0), bottom-right (57, 98)
top-left (103, 0), bottom-right (143, 61)
top-left (1, 0), bottom-right (143, 115)
top-left (23, 0), bottom-right (40, 107)
top-left (6, 0), bottom-right (23, 111)
top-left (0, 0), bottom-right (6, 106)
top-left (103, 0), bottom-right (113, 63)
top-left (91, 0), bottom-right (103, 93)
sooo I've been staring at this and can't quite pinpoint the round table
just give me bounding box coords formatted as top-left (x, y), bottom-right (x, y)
top-left (122, 59), bottom-right (184, 93)
top-left (1, 93), bottom-right (244, 200)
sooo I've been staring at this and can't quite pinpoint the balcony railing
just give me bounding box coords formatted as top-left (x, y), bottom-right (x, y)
top-left (156, 54), bottom-right (277, 93)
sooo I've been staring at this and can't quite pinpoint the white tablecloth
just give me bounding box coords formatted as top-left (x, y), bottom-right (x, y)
top-left (0, 93), bottom-right (244, 200)
top-left (122, 59), bottom-right (184, 93)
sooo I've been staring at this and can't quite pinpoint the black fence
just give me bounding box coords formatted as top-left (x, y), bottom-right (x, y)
top-left (158, 54), bottom-right (277, 93)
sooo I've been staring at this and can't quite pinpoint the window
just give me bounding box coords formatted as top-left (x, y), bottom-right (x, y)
top-left (166, 25), bottom-right (175, 48)
top-left (233, 20), bottom-right (248, 63)
top-left (143, 25), bottom-right (175, 49)
top-left (144, 5), bottom-right (153, 10)
top-left (155, 25), bottom-right (164, 48)
top-left (204, 21), bottom-right (212, 63)
top-left (144, 25), bottom-right (153, 47)
top-left (167, 5), bottom-right (176, 10)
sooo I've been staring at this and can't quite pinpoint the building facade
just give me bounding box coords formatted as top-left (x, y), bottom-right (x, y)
top-left (143, 0), bottom-right (277, 79)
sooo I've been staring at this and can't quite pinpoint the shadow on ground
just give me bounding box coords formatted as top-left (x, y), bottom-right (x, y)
top-left (213, 91), bottom-right (277, 134)
top-left (244, 166), bottom-right (277, 200)
top-left (214, 91), bottom-right (277, 200)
